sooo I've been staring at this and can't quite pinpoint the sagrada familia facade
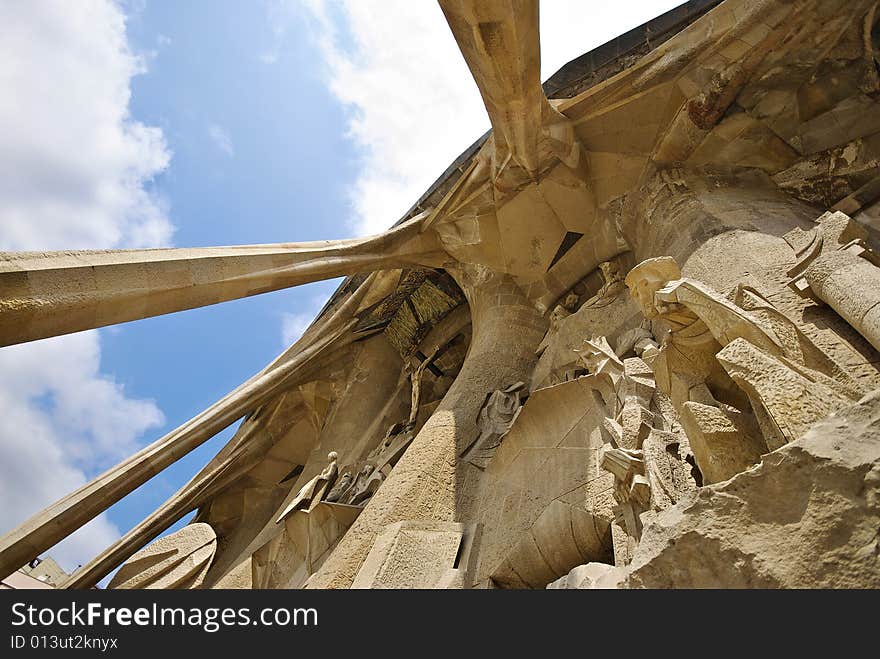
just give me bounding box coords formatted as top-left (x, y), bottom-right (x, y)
top-left (1, 0), bottom-right (879, 589)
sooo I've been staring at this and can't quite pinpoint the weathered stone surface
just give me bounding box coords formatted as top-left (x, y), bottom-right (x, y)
top-left (108, 523), bottom-right (216, 590)
top-left (679, 400), bottom-right (765, 484)
top-left (546, 562), bottom-right (619, 589)
top-left (210, 557), bottom-right (252, 589)
top-left (351, 521), bottom-right (478, 589)
top-left (622, 391), bottom-right (880, 588)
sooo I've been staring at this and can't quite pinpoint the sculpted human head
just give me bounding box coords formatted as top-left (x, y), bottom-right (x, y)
top-left (576, 336), bottom-right (619, 374)
top-left (624, 257), bottom-right (681, 319)
top-left (599, 261), bottom-right (622, 284)
top-left (327, 451), bottom-right (338, 462)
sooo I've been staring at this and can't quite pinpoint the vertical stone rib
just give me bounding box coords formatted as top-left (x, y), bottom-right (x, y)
top-left (438, 0), bottom-right (549, 176)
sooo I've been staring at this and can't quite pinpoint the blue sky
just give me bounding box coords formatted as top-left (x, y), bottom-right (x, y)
top-left (98, 0), bottom-right (358, 535)
top-left (0, 0), bottom-right (684, 579)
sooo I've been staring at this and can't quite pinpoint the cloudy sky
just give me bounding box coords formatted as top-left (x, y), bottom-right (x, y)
top-left (0, 0), bottom-right (683, 578)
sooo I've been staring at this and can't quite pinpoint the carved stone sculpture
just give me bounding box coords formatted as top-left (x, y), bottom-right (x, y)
top-left (325, 471), bottom-right (353, 504)
top-left (276, 451), bottom-right (339, 521)
top-left (600, 446), bottom-right (650, 562)
top-left (461, 382), bottom-right (526, 469)
top-left (581, 260), bottom-right (626, 310)
top-left (582, 333), bottom-right (697, 564)
top-left (624, 255), bottom-right (863, 483)
top-left (536, 293), bottom-right (579, 355)
top-left (405, 345), bottom-right (442, 427)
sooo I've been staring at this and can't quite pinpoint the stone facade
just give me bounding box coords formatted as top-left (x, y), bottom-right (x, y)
top-left (2, 0), bottom-right (880, 589)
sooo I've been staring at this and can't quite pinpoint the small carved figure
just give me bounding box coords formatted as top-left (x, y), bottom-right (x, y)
top-left (348, 466), bottom-right (388, 506)
top-left (460, 382), bottom-right (526, 469)
top-left (581, 260), bottom-right (626, 309)
top-left (325, 470), bottom-right (353, 503)
top-left (275, 451), bottom-right (338, 522)
top-left (624, 256), bottom-right (864, 481)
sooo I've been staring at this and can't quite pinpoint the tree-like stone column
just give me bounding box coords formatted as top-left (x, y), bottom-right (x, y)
top-left (306, 270), bottom-right (547, 588)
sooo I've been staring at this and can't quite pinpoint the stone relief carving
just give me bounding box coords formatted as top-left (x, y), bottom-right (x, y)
top-left (327, 423), bottom-right (418, 508)
top-left (324, 471), bottom-right (353, 504)
top-left (460, 382), bottom-right (527, 469)
top-left (536, 292), bottom-right (580, 355)
top-left (581, 261), bottom-right (626, 310)
top-left (536, 260), bottom-right (628, 357)
top-left (404, 345), bottom-right (443, 428)
top-left (579, 332), bottom-right (696, 565)
top-left (624, 255), bottom-right (864, 483)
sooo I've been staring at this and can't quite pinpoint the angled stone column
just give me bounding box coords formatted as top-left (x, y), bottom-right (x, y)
top-left (0, 278), bottom-right (375, 582)
top-left (802, 247), bottom-right (880, 353)
top-left (0, 213), bottom-right (443, 346)
top-left (61, 400), bottom-right (293, 589)
top-left (439, 0), bottom-right (548, 176)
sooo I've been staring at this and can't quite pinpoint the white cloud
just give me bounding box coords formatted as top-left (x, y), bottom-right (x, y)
top-left (298, 0), bottom-right (685, 236)
top-left (0, 331), bottom-right (164, 574)
top-left (280, 279), bottom-right (345, 346)
top-left (0, 0), bottom-right (172, 576)
top-left (0, 0), bottom-right (173, 251)
top-left (281, 309), bottom-right (317, 346)
top-left (208, 123), bottom-right (235, 157)
top-left (281, 295), bottom-right (329, 346)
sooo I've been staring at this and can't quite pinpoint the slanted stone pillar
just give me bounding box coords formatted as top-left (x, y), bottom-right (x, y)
top-left (0, 213), bottom-right (443, 347)
top-left (803, 248), bottom-right (880, 353)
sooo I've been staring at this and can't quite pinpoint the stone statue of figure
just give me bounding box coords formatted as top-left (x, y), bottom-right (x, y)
top-left (404, 345), bottom-right (442, 428)
top-left (324, 470), bottom-right (353, 503)
top-left (581, 260), bottom-right (626, 309)
top-left (624, 256), bottom-right (863, 480)
top-left (536, 293), bottom-right (579, 355)
top-left (348, 466), bottom-right (388, 506)
top-left (460, 382), bottom-right (526, 469)
top-left (624, 257), bottom-right (760, 411)
top-left (275, 451), bottom-right (338, 522)
top-left (625, 256), bottom-right (861, 407)
top-left (343, 464), bottom-right (377, 506)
